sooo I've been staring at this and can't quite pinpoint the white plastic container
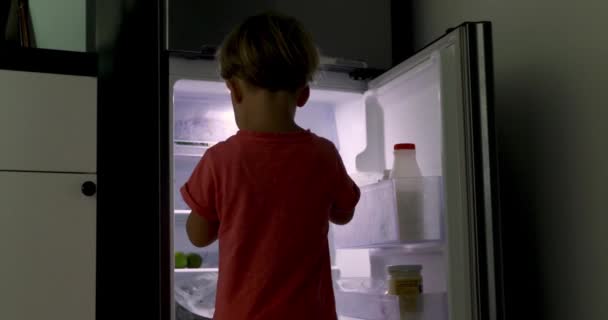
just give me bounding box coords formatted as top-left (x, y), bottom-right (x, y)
top-left (391, 144), bottom-right (430, 244)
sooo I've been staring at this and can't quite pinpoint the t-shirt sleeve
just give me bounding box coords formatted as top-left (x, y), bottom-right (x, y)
top-left (331, 146), bottom-right (361, 215)
top-left (180, 152), bottom-right (219, 222)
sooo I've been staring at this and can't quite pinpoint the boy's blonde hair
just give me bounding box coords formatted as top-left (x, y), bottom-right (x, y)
top-left (217, 11), bottom-right (320, 92)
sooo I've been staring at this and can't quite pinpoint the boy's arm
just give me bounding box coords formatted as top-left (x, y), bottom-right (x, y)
top-left (186, 211), bottom-right (219, 247)
top-left (180, 152), bottom-right (221, 247)
top-left (329, 148), bottom-right (361, 225)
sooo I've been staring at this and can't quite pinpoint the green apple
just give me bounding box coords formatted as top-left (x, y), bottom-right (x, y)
top-left (187, 253), bottom-right (203, 269)
top-left (175, 251), bottom-right (188, 269)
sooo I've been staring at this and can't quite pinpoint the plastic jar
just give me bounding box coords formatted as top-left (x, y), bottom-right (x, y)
top-left (387, 265), bottom-right (423, 315)
top-left (390, 143), bottom-right (422, 179)
top-left (390, 143), bottom-right (425, 243)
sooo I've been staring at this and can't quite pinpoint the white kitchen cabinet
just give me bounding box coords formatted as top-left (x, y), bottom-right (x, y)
top-left (0, 171), bottom-right (96, 320)
top-left (0, 69), bottom-right (97, 173)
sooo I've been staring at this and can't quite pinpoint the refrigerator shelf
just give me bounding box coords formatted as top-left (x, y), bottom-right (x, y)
top-left (174, 267), bottom-right (218, 284)
top-left (174, 140), bottom-right (215, 157)
top-left (333, 177), bottom-right (444, 249)
top-left (175, 268), bottom-right (218, 273)
top-left (175, 267), bottom-right (339, 273)
top-left (175, 209), bottom-right (189, 215)
top-left (335, 290), bottom-right (447, 320)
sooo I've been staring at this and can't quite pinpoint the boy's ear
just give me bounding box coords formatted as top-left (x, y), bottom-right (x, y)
top-left (296, 85), bottom-right (310, 108)
top-left (226, 79), bottom-right (243, 104)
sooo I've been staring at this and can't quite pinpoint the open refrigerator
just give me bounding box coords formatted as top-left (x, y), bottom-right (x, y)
top-left (169, 23), bottom-right (503, 320)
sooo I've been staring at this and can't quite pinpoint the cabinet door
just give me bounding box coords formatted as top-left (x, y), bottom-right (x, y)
top-left (0, 171), bottom-right (96, 320)
top-left (0, 70), bottom-right (96, 173)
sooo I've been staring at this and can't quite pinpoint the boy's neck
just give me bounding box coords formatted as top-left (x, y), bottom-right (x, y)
top-left (238, 91), bottom-right (303, 133)
top-left (239, 112), bottom-right (303, 133)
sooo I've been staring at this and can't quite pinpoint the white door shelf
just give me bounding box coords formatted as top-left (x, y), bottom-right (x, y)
top-left (175, 268), bottom-right (219, 283)
top-left (335, 290), bottom-right (447, 320)
top-left (175, 268), bottom-right (219, 273)
top-left (174, 140), bottom-right (213, 157)
top-left (333, 177), bottom-right (444, 248)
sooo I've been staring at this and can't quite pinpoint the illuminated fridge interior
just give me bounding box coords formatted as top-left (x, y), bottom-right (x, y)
top-left (170, 50), bottom-right (450, 320)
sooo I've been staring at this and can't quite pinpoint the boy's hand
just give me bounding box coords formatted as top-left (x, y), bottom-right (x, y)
top-left (329, 206), bottom-right (355, 225)
top-left (329, 181), bottom-right (360, 225)
top-left (186, 211), bottom-right (219, 247)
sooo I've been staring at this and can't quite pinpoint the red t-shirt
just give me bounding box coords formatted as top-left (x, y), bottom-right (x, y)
top-left (180, 129), bottom-right (360, 320)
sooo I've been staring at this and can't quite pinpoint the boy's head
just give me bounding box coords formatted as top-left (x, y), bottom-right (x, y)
top-left (217, 12), bottom-right (319, 131)
top-left (218, 11), bottom-right (319, 93)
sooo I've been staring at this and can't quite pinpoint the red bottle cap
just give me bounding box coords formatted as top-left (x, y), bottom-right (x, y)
top-left (394, 143), bottom-right (416, 150)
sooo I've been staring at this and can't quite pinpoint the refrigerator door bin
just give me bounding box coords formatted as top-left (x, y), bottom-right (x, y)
top-left (333, 176), bottom-right (444, 248)
top-left (335, 290), bottom-right (447, 320)
top-left (335, 290), bottom-right (399, 320)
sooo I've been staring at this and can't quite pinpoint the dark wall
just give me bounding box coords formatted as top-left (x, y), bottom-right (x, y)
top-left (412, 1), bottom-right (608, 319)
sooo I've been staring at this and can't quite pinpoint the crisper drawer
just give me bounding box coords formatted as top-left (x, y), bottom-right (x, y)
top-left (333, 177), bottom-right (444, 248)
top-left (0, 69), bottom-right (96, 173)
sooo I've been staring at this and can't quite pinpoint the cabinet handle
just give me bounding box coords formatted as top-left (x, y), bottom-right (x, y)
top-left (81, 181), bottom-right (97, 196)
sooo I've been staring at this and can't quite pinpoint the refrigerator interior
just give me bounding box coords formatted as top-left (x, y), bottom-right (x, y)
top-left (170, 54), bottom-right (448, 319)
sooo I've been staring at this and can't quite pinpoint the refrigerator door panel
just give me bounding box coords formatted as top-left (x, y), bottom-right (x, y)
top-left (367, 22), bottom-right (503, 320)
top-left (365, 55), bottom-right (443, 176)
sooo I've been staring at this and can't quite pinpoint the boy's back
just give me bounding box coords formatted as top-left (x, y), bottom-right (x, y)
top-left (180, 11), bottom-right (360, 319)
top-left (181, 130), bottom-right (359, 319)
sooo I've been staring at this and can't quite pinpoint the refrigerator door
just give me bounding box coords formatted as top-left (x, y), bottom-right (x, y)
top-left (367, 22), bottom-right (503, 320)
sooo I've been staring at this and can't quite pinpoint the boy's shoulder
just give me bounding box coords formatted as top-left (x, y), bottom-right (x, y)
top-left (203, 137), bottom-right (234, 157)
top-left (298, 133), bottom-right (340, 161)
top-left (193, 137), bottom-right (234, 164)
top-left (310, 134), bottom-right (338, 152)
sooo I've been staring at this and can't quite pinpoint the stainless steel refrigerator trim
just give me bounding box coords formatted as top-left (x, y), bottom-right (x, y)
top-left (473, 22), bottom-right (505, 320)
top-left (169, 76), bottom-right (177, 320)
top-left (461, 26), bottom-right (482, 320)
top-left (458, 22), bottom-right (503, 320)
top-left (439, 35), bottom-right (474, 320)
top-left (165, 0), bottom-right (169, 50)
top-left (475, 23), bottom-right (497, 320)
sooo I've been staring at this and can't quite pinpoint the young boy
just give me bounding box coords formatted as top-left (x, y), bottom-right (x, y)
top-left (180, 12), bottom-right (360, 320)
